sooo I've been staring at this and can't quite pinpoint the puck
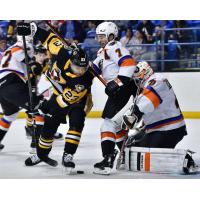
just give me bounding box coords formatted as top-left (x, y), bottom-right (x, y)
top-left (77, 170), bottom-right (84, 174)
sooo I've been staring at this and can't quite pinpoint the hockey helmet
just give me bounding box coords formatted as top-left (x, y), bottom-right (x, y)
top-left (70, 47), bottom-right (89, 76)
top-left (96, 22), bottom-right (118, 39)
top-left (134, 61), bottom-right (154, 84)
top-left (96, 22), bottom-right (118, 47)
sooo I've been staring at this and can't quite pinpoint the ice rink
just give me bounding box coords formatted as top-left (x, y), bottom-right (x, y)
top-left (0, 118), bottom-right (200, 179)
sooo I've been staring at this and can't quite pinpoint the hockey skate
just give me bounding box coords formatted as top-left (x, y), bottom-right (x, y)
top-left (0, 143), bottom-right (4, 151)
top-left (25, 154), bottom-right (42, 166)
top-left (62, 152), bottom-right (75, 175)
top-left (93, 149), bottom-right (118, 175)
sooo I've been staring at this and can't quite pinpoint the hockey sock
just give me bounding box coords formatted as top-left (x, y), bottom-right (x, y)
top-left (64, 129), bottom-right (82, 154)
top-left (116, 129), bottom-right (128, 151)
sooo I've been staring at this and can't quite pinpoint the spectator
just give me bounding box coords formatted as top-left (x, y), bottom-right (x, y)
top-left (128, 30), bottom-right (147, 60)
top-left (0, 36), bottom-right (7, 62)
top-left (171, 20), bottom-right (190, 42)
top-left (168, 20), bottom-right (192, 67)
top-left (137, 20), bottom-right (155, 43)
top-left (120, 28), bottom-right (135, 47)
top-left (60, 20), bottom-right (86, 44)
top-left (49, 20), bottom-right (61, 31)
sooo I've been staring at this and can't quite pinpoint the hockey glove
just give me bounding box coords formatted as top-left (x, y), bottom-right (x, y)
top-left (105, 78), bottom-right (123, 97)
top-left (122, 104), bottom-right (144, 130)
top-left (17, 22), bottom-right (37, 37)
top-left (122, 112), bottom-right (138, 130)
top-left (17, 22), bottom-right (31, 36)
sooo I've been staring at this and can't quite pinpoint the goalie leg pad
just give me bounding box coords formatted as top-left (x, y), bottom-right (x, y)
top-left (125, 147), bottom-right (198, 174)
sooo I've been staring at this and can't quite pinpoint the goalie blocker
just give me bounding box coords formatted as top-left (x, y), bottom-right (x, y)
top-left (125, 147), bottom-right (199, 174)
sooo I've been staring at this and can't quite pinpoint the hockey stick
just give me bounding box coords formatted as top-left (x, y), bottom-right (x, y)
top-left (116, 80), bottom-right (142, 169)
top-left (20, 33), bottom-right (39, 151)
top-left (45, 21), bottom-right (107, 86)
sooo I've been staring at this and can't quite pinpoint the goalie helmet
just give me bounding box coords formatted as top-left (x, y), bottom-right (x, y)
top-left (134, 61), bottom-right (154, 84)
top-left (96, 22), bottom-right (118, 39)
top-left (70, 47), bottom-right (89, 76)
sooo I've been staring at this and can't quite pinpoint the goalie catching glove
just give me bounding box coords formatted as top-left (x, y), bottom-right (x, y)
top-left (122, 104), bottom-right (144, 130)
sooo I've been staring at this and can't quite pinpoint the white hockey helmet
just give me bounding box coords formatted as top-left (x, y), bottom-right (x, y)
top-left (96, 21), bottom-right (118, 39)
top-left (134, 61), bottom-right (154, 84)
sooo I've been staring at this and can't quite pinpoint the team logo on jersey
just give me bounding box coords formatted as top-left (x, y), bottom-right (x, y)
top-left (75, 84), bottom-right (85, 93)
top-left (50, 63), bottom-right (66, 84)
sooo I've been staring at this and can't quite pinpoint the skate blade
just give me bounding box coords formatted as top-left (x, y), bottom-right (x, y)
top-left (93, 167), bottom-right (111, 175)
top-left (188, 166), bottom-right (200, 174)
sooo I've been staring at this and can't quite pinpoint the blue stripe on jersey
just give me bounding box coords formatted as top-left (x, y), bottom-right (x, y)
top-left (0, 69), bottom-right (25, 77)
top-left (118, 55), bottom-right (133, 66)
top-left (1, 118), bottom-right (11, 125)
top-left (146, 85), bottom-right (163, 104)
top-left (146, 114), bottom-right (183, 129)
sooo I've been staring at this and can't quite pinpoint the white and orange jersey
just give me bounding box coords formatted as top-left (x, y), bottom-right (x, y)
top-left (93, 40), bottom-right (136, 82)
top-left (136, 73), bottom-right (185, 133)
top-left (0, 42), bottom-right (33, 82)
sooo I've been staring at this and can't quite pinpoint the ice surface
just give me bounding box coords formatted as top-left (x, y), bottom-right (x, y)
top-left (0, 118), bottom-right (200, 179)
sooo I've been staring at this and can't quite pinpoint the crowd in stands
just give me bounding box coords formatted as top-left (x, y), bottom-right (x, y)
top-left (1, 20), bottom-right (200, 71)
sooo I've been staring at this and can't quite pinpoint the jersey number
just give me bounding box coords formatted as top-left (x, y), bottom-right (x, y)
top-left (104, 48), bottom-right (122, 60)
top-left (115, 48), bottom-right (122, 57)
top-left (64, 90), bottom-right (79, 102)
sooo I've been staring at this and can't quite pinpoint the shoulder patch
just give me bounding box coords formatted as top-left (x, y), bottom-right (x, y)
top-left (148, 79), bottom-right (157, 86)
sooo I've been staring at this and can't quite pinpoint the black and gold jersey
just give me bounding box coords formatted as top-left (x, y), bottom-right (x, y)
top-left (34, 27), bottom-right (94, 107)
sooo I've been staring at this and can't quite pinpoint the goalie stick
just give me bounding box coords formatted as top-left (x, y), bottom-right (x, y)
top-left (116, 80), bottom-right (142, 169)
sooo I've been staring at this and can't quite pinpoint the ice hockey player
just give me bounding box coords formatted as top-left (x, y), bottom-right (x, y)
top-left (25, 44), bottom-right (62, 154)
top-left (18, 22), bottom-right (94, 171)
top-left (92, 21), bottom-right (138, 175)
top-left (122, 61), bottom-right (198, 173)
top-left (0, 31), bottom-right (42, 150)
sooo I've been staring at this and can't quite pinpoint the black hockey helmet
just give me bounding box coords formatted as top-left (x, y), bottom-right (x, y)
top-left (70, 47), bottom-right (89, 76)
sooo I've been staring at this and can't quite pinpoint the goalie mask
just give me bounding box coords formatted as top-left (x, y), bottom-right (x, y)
top-left (70, 48), bottom-right (89, 76)
top-left (96, 22), bottom-right (118, 48)
top-left (134, 61), bottom-right (154, 84)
